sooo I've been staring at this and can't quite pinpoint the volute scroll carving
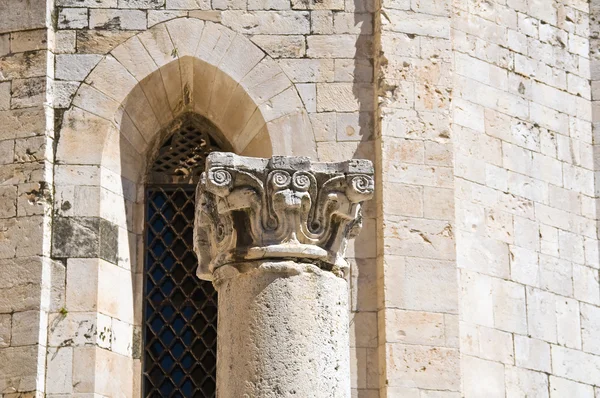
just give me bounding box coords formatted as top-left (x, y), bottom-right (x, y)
top-left (194, 152), bottom-right (374, 280)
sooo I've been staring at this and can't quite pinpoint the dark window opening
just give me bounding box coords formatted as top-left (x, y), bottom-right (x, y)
top-left (143, 114), bottom-right (222, 397)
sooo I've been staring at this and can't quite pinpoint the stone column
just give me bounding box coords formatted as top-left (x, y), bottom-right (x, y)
top-left (194, 152), bottom-right (374, 398)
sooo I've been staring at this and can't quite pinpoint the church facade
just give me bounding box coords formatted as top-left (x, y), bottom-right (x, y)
top-left (0, 0), bottom-right (599, 396)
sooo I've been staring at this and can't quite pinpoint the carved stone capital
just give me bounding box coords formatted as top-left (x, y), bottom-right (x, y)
top-left (194, 152), bottom-right (374, 279)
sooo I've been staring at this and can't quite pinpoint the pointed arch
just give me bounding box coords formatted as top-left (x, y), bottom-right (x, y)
top-left (56, 17), bottom-right (317, 185)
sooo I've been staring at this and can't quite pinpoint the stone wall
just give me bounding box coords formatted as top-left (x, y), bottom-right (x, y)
top-left (1, 0), bottom-right (600, 396)
top-left (452, 0), bottom-right (600, 396)
top-left (0, 1), bottom-right (59, 396)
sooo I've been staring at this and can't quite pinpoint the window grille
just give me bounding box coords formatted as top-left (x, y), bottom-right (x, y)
top-left (143, 114), bottom-right (222, 397)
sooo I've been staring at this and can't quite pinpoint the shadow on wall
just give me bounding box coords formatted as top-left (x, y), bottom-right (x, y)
top-left (350, 0), bottom-right (380, 393)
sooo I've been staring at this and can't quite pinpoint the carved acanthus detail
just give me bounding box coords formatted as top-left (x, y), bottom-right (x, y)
top-left (194, 152), bottom-right (374, 279)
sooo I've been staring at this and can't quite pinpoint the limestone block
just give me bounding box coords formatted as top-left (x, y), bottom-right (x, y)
top-left (166, 0), bottom-right (211, 9)
top-left (97, 259), bottom-right (134, 322)
top-left (334, 13), bottom-right (372, 34)
top-left (10, 29), bottom-right (47, 53)
top-left (279, 59), bottom-right (334, 83)
top-left (48, 80), bottom-right (79, 108)
top-left (307, 35), bottom-right (365, 58)
top-left (573, 264), bottom-right (600, 305)
top-left (311, 10), bottom-right (334, 34)
top-left (188, 10), bottom-right (222, 22)
top-left (308, 112), bottom-right (336, 142)
top-left (222, 11), bottom-right (310, 34)
top-left (87, 56), bottom-right (139, 105)
top-left (556, 297), bottom-right (582, 349)
top-left (0, 313), bottom-right (10, 347)
top-left (291, 0), bottom-right (343, 10)
top-left (386, 344), bottom-right (459, 391)
top-left (58, 8), bottom-right (89, 30)
top-left (505, 367), bottom-right (549, 398)
top-left (248, 0), bottom-right (290, 10)
top-left (251, 35), bottom-right (305, 58)
top-left (0, 345), bottom-right (40, 392)
top-left (509, 246), bottom-right (539, 287)
top-left (461, 355), bottom-right (504, 398)
top-left (526, 287), bottom-right (557, 343)
top-left (119, 0), bottom-right (165, 8)
top-left (111, 317), bottom-right (133, 356)
top-left (349, 258), bottom-right (377, 312)
top-left (55, 54), bottom-right (102, 81)
top-left (550, 376), bottom-right (594, 398)
top-left (384, 216), bottom-right (455, 260)
top-left (400, 257), bottom-right (457, 313)
top-left (148, 10), bottom-right (188, 27)
top-left (552, 345), bottom-right (600, 386)
top-left (460, 270), bottom-right (494, 327)
top-left (0, 51), bottom-right (46, 80)
top-left (76, 30), bottom-right (138, 54)
top-left (51, 217), bottom-right (118, 264)
top-left (384, 309), bottom-right (445, 345)
top-left (457, 232), bottom-right (510, 278)
top-left (93, 348), bottom-right (134, 397)
top-left (477, 326), bottom-right (514, 364)
top-left (581, 303), bottom-right (600, 355)
top-left (89, 9), bottom-right (147, 30)
top-left (0, 0), bottom-right (45, 34)
top-left (515, 335), bottom-right (551, 373)
top-left (538, 254), bottom-right (573, 296)
top-left (72, 84), bottom-right (121, 121)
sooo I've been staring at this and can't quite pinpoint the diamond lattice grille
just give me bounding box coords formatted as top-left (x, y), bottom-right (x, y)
top-left (144, 186), bottom-right (217, 397)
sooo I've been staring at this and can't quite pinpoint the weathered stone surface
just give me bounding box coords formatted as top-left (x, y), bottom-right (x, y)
top-left (52, 217), bottom-right (118, 263)
top-left (195, 152), bottom-right (373, 398)
top-left (195, 152), bottom-right (374, 278)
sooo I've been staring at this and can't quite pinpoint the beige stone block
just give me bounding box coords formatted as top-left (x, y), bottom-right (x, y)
top-left (0, 185), bottom-right (17, 218)
top-left (251, 35), bottom-right (306, 58)
top-left (317, 83), bottom-right (360, 112)
top-left (165, 17), bottom-right (205, 57)
top-left (46, 346), bottom-right (73, 394)
top-left (552, 345), bottom-right (600, 386)
top-left (10, 29), bottom-right (47, 53)
top-left (423, 187), bottom-right (453, 220)
top-left (138, 23), bottom-right (176, 68)
top-left (14, 136), bottom-right (49, 163)
top-left (57, 8), bottom-right (88, 29)
top-left (94, 348), bottom-right (135, 397)
top-left (505, 366), bottom-right (549, 398)
top-left (66, 259), bottom-right (98, 312)
top-left (0, 313), bottom-right (9, 348)
top-left (462, 355), bottom-right (504, 398)
top-left (266, 111), bottom-right (318, 158)
top-left (383, 182), bottom-right (422, 217)
top-left (386, 344), bottom-right (459, 391)
top-left (550, 376), bottom-right (594, 398)
top-left (72, 347), bottom-right (96, 393)
top-left (76, 30), bottom-right (138, 55)
top-left (149, 10), bottom-right (188, 27)
top-left (460, 270), bottom-right (494, 327)
top-left (477, 325), bottom-right (514, 364)
top-left (89, 9), bottom-right (146, 30)
top-left (241, 58), bottom-right (292, 105)
top-left (248, 0), bottom-right (290, 10)
top-left (385, 309), bottom-right (445, 345)
top-left (188, 10), bottom-right (222, 22)
top-left (279, 59), bottom-right (334, 83)
top-left (222, 11), bottom-right (310, 34)
top-left (0, 345), bottom-right (41, 392)
top-left (0, 50), bottom-right (46, 80)
top-left (526, 287), bottom-right (557, 343)
top-left (166, 0), bottom-right (210, 8)
top-left (573, 264), bottom-right (600, 305)
top-left (56, 108), bottom-right (110, 165)
top-left (307, 34), bottom-right (364, 58)
top-left (349, 258), bottom-right (376, 312)
top-left (119, 84), bottom-right (162, 145)
top-left (137, 71), bottom-right (174, 127)
top-left (349, 347), bottom-right (367, 389)
top-left (97, 259), bottom-right (134, 323)
top-left (56, 54), bottom-right (102, 81)
top-left (111, 37), bottom-right (157, 82)
top-left (334, 12), bottom-right (372, 34)
top-left (72, 83), bottom-right (120, 121)
top-left (581, 302), bottom-right (600, 355)
top-left (457, 232), bottom-right (510, 278)
top-left (308, 112), bottom-right (336, 142)
top-left (85, 55), bottom-right (138, 105)
top-left (48, 312), bottom-right (97, 347)
top-left (350, 311), bottom-right (377, 348)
